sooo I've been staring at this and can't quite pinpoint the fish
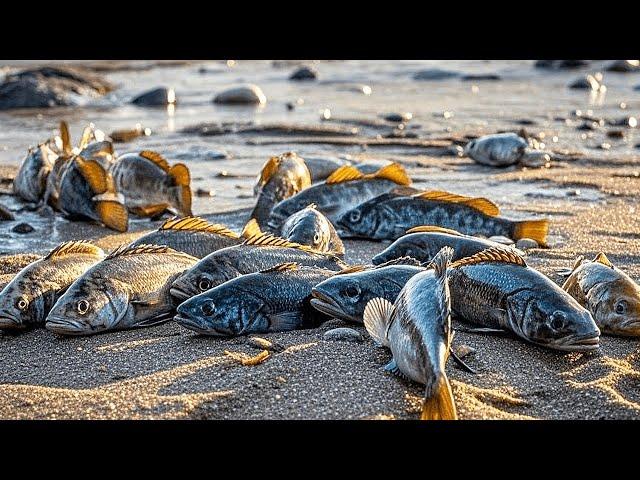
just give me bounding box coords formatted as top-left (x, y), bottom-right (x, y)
top-left (129, 216), bottom-right (241, 258)
top-left (311, 258), bottom-right (424, 323)
top-left (279, 203), bottom-right (345, 256)
top-left (175, 263), bottom-right (334, 336)
top-left (109, 150), bottom-right (192, 217)
top-left (170, 219), bottom-right (348, 301)
top-left (0, 241), bottom-right (104, 330)
top-left (363, 247), bottom-right (457, 420)
top-left (336, 190), bottom-right (549, 246)
top-left (57, 155), bottom-right (129, 232)
top-left (302, 156), bottom-right (350, 182)
top-left (45, 244), bottom-right (197, 336)
top-left (267, 162), bottom-right (412, 230)
top-left (250, 152), bottom-right (311, 228)
top-left (13, 143), bottom-right (57, 203)
top-left (447, 247), bottom-right (600, 351)
top-left (372, 225), bottom-right (522, 265)
top-left (562, 252), bottom-right (640, 336)
top-left (464, 133), bottom-right (528, 167)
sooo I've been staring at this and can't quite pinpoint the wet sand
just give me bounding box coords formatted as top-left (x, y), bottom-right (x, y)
top-left (1, 60), bottom-right (639, 419)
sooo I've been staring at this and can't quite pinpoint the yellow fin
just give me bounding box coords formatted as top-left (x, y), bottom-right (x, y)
top-left (45, 241), bottom-right (104, 260)
top-left (450, 246), bottom-right (527, 269)
top-left (513, 219), bottom-right (549, 247)
top-left (76, 157), bottom-right (108, 194)
top-left (414, 190), bottom-right (500, 217)
top-left (106, 243), bottom-right (177, 260)
top-left (325, 165), bottom-right (364, 184)
top-left (593, 252), bottom-right (613, 268)
top-left (139, 150), bottom-right (170, 172)
top-left (420, 375), bottom-right (457, 420)
top-left (78, 126), bottom-right (93, 150)
top-left (160, 216), bottom-right (239, 238)
top-left (241, 218), bottom-right (264, 239)
top-left (406, 225), bottom-right (464, 236)
top-left (261, 262), bottom-right (299, 273)
top-left (242, 231), bottom-right (320, 254)
top-left (130, 204), bottom-right (169, 218)
top-left (257, 156), bottom-right (282, 187)
top-left (371, 162), bottom-right (411, 186)
top-left (59, 121), bottom-right (71, 155)
top-left (96, 201), bottom-right (129, 233)
top-left (169, 163), bottom-right (190, 186)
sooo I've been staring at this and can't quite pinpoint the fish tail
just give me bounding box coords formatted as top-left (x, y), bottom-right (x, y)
top-left (169, 163), bottom-right (192, 216)
top-left (96, 200), bottom-right (129, 232)
top-left (420, 374), bottom-right (457, 420)
top-left (429, 246), bottom-right (453, 279)
top-left (363, 297), bottom-right (394, 347)
top-left (512, 219), bottom-right (549, 247)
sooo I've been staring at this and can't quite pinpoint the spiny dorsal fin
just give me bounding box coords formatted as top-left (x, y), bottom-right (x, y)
top-left (78, 126), bottom-right (93, 150)
top-left (160, 216), bottom-right (239, 238)
top-left (106, 243), bottom-right (176, 260)
top-left (261, 262), bottom-right (299, 274)
top-left (59, 121), bottom-right (72, 155)
top-left (332, 265), bottom-right (369, 276)
top-left (257, 156), bottom-right (282, 187)
top-left (371, 162), bottom-right (411, 186)
top-left (413, 190), bottom-right (500, 217)
top-left (241, 218), bottom-right (264, 239)
top-left (75, 156), bottom-right (108, 195)
top-left (326, 165), bottom-right (365, 184)
top-left (450, 247), bottom-right (527, 269)
top-left (375, 256), bottom-right (424, 268)
top-left (45, 241), bottom-right (104, 260)
top-left (406, 225), bottom-right (464, 236)
top-left (572, 255), bottom-right (585, 272)
top-left (593, 252), bottom-right (613, 268)
top-left (242, 232), bottom-right (321, 254)
top-left (139, 151), bottom-right (170, 172)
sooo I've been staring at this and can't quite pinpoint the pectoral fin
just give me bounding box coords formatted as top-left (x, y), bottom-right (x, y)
top-left (268, 311), bottom-right (303, 331)
top-left (130, 204), bottom-right (170, 218)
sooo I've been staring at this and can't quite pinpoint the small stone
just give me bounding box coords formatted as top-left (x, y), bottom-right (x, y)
top-left (195, 188), bottom-right (215, 197)
top-left (576, 121), bottom-right (600, 131)
top-left (323, 327), bottom-right (363, 343)
top-left (413, 68), bottom-right (459, 80)
top-left (452, 344), bottom-right (476, 359)
top-left (320, 108), bottom-right (332, 120)
top-left (599, 143), bottom-right (611, 150)
top-left (488, 236), bottom-right (514, 245)
top-left (460, 73), bottom-right (501, 81)
top-left (607, 130), bottom-right (625, 139)
top-left (286, 102), bottom-right (295, 110)
top-left (131, 87), bottom-right (176, 106)
top-left (566, 189), bottom-right (581, 197)
top-left (289, 66), bottom-right (318, 81)
top-left (605, 60), bottom-right (640, 72)
top-left (520, 151), bottom-right (551, 168)
top-left (12, 223), bottom-right (34, 234)
top-left (213, 84), bottom-right (266, 105)
top-left (383, 112), bottom-right (412, 123)
top-left (516, 238), bottom-right (539, 250)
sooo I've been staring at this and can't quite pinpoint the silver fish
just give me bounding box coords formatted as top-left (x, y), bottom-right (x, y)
top-left (280, 203), bottom-right (345, 256)
top-left (13, 143), bottom-right (57, 203)
top-left (464, 133), bottom-right (528, 167)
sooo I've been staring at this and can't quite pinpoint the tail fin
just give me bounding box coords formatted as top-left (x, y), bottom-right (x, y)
top-left (513, 219), bottom-right (549, 247)
top-left (96, 200), bottom-right (129, 232)
top-left (241, 218), bottom-right (263, 239)
top-left (59, 121), bottom-right (72, 155)
top-left (363, 297), bottom-right (394, 347)
top-left (168, 163), bottom-right (192, 216)
top-left (420, 375), bottom-right (458, 420)
top-left (429, 246), bottom-right (453, 279)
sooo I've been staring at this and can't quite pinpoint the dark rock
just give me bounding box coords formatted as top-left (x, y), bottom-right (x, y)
top-left (460, 74), bottom-right (501, 81)
top-left (323, 327), bottom-right (364, 343)
top-left (383, 112), bottom-right (413, 123)
top-left (607, 116), bottom-right (638, 128)
top-left (515, 119), bottom-right (537, 125)
top-left (577, 121), bottom-right (600, 131)
top-left (605, 60), bottom-right (640, 72)
top-left (286, 102), bottom-right (295, 110)
top-left (12, 223), bottom-right (34, 234)
top-left (289, 66), bottom-right (318, 81)
top-left (131, 87), bottom-right (176, 106)
top-left (196, 188), bottom-right (215, 197)
top-left (607, 130), bottom-right (625, 139)
top-left (413, 68), bottom-right (459, 80)
top-left (535, 60), bottom-right (590, 69)
top-left (213, 85), bottom-right (266, 105)
top-left (0, 66), bottom-right (113, 110)
top-left (0, 204), bottom-right (14, 221)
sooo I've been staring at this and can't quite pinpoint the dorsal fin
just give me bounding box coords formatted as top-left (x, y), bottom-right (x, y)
top-left (593, 252), bottom-right (613, 268)
top-left (257, 156), bottom-right (282, 187)
top-left (139, 151), bottom-right (170, 172)
top-left (59, 121), bottom-right (72, 155)
top-left (106, 243), bottom-right (176, 260)
top-left (332, 265), bottom-right (369, 276)
top-left (45, 241), bottom-right (104, 260)
top-left (261, 262), bottom-right (299, 273)
top-left (371, 162), bottom-right (411, 186)
top-left (375, 256), bottom-right (424, 268)
top-left (242, 231), bottom-right (321, 254)
top-left (572, 255), bottom-right (585, 271)
top-left (413, 190), bottom-right (500, 217)
top-left (326, 165), bottom-right (365, 184)
top-left (450, 247), bottom-right (527, 269)
top-left (241, 218), bottom-right (264, 239)
top-left (160, 216), bottom-right (239, 238)
top-left (75, 156), bottom-right (108, 194)
top-left (406, 225), bottom-right (464, 236)
top-left (306, 203), bottom-right (318, 210)
top-left (78, 126), bottom-right (93, 150)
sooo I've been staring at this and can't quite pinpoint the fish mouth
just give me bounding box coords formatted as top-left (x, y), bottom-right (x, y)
top-left (0, 313), bottom-right (24, 330)
top-left (174, 314), bottom-right (220, 335)
top-left (45, 316), bottom-right (88, 336)
top-left (606, 320), bottom-right (640, 337)
top-left (549, 332), bottom-right (600, 352)
top-left (170, 287), bottom-right (192, 302)
top-left (310, 290), bottom-right (357, 322)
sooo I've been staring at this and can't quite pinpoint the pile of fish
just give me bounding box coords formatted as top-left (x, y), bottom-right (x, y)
top-left (3, 138), bottom-right (640, 421)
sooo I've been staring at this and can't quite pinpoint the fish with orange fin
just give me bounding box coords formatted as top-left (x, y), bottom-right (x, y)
top-left (251, 152), bottom-right (311, 228)
top-left (267, 162), bottom-right (412, 230)
top-left (364, 247), bottom-right (457, 420)
top-left (336, 189), bottom-right (549, 246)
top-left (109, 150), bottom-right (192, 217)
top-left (13, 143), bottom-right (57, 203)
top-left (562, 252), bottom-right (640, 336)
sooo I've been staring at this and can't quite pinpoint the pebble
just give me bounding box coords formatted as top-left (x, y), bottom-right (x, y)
top-left (516, 238), bottom-right (539, 250)
top-left (383, 112), bottom-right (412, 123)
top-left (488, 236), bottom-right (514, 245)
top-left (568, 73), bottom-right (605, 91)
top-left (605, 60), bottom-right (640, 72)
top-left (413, 68), bottom-right (459, 80)
top-left (0, 203), bottom-right (14, 221)
top-left (460, 74), bottom-right (501, 81)
top-left (130, 87), bottom-right (176, 106)
top-left (607, 116), bottom-right (637, 128)
top-left (323, 328), bottom-right (364, 343)
top-left (289, 66), bottom-right (318, 81)
top-left (213, 84), bottom-right (266, 105)
top-left (577, 121), bottom-right (601, 131)
top-left (599, 143), bottom-right (611, 150)
top-left (12, 223), bottom-right (34, 234)
top-left (195, 188), bottom-right (215, 197)
top-left (606, 130), bottom-right (625, 139)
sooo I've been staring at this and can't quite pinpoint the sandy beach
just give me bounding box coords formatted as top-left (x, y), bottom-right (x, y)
top-left (0, 60), bottom-right (639, 419)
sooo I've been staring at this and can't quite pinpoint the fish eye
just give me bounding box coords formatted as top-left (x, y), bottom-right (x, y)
top-left (198, 277), bottom-right (211, 292)
top-left (349, 210), bottom-right (361, 223)
top-left (313, 233), bottom-right (321, 245)
top-left (200, 300), bottom-right (215, 316)
top-left (16, 297), bottom-right (29, 311)
top-left (550, 311), bottom-right (566, 330)
top-left (76, 300), bottom-right (90, 315)
top-left (344, 284), bottom-right (360, 299)
top-left (615, 300), bottom-right (628, 315)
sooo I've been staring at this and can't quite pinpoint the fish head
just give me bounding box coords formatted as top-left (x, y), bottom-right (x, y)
top-left (587, 278), bottom-right (640, 336)
top-left (45, 279), bottom-right (130, 335)
top-left (372, 235), bottom-right (433, 265)
top-left (282, 210), bottom-right (331, 251)
top-left (266, 198), bottom-right (301, 232)
top-left (336, 201), bottom-right (385, 239)
top-left (462, 139), bottom-right (477, 157)
top-left (0, 280), bottom-right (49, 329)
top-left (509, 289), bottom-right (600, 351)
top-left (175, 286), bottom-right (264, 336)
top-left (169, 258), bottom-right (239, 302)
